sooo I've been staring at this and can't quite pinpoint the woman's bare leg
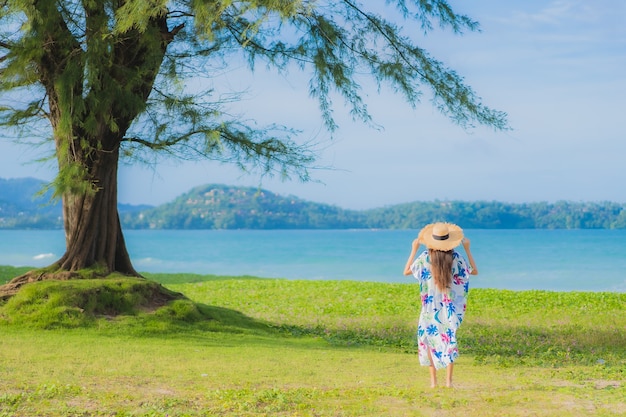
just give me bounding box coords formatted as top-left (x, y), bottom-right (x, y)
top-left (446, 363), bottom-right (454, 388)
top-left (427, 349), bottom-right (437, 388)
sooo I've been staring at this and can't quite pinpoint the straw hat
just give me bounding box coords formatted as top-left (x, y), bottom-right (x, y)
top-left (418, 222), bottom-right (464, 251)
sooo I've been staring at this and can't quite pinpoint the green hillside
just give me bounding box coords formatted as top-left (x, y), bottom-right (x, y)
top-left (121, 184), bottom-right (364, 229)
top-left (3, 178), bottom-right (626, 229)
top-left (363, 200), bottom-right (626, 229)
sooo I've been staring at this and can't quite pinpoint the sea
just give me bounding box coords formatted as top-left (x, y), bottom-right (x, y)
top-left (0, 229), bottom-right (625, 292)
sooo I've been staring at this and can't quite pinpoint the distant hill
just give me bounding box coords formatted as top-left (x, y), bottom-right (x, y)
top-left (120, 184), bottom-right (364, 229)
top-left (0, 178), bottom-right (152, 229)
top-left (0, 177), bottom-right (54, 209)
top-left (120, 184), bottom-right (626, 230)
top-left (0, 177), bottom-right (61, 228)
top-left (3, 177), bottom-right (626, 229)
top-left (361, 200), bottom-right (626, 229)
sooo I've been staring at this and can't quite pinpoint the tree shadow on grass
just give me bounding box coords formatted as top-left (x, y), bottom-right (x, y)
top-left (0, 276), bottom-right (414, 351)
top-left (4, 277), bottom-right (622, 366)
top-left (0, 277), bottom-right (276, 337)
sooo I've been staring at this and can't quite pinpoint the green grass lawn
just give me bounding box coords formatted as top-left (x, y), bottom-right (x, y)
top-left (0, 267), bottom-right (624, 416)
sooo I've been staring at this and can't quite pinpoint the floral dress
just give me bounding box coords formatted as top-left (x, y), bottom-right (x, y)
top-left (410, 250), bottom-right (471, 369)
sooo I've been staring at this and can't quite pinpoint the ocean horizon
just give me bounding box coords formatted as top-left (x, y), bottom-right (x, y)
top-left (0, 229), bottom-right (624, 292)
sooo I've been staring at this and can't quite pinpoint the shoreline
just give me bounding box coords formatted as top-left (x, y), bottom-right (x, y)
top-left (2, 266), bottom-right (625, 294)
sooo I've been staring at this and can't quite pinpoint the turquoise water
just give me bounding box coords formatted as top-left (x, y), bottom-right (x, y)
top-left (0, 229), bottom-right (624, 292)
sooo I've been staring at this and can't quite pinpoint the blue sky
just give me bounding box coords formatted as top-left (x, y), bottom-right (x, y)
top-left (1, 0), bottom-right (625, 209)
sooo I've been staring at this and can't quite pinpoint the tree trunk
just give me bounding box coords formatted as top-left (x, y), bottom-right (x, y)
top-left (55, 145), bottom-right (139, 276)
top-left (0, 7), bottom-right (177, 299)
top-left (0, 144), bottom-right (139, 299)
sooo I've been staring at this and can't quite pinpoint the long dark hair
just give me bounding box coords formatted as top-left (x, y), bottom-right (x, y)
top-left (429, 249), bottom-right (454, 291)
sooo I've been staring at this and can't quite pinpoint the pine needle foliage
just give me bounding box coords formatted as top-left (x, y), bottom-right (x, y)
top-left (0, 1), bottom-right (509, 276)
top-left (1, 0), bottom-right (508, 190)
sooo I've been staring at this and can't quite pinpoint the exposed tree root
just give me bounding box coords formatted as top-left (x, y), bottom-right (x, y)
top-left (0, 269), bottom-right (167, 304)
top-left (1, 270), bottom-right (79, 301)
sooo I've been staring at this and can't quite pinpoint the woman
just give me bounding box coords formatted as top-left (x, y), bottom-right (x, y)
top-left (403, 222), bottom-right (478, 388)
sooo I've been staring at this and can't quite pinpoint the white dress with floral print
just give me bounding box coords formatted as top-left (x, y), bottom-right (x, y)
top-left (410, 250), bottom-right (471, 369)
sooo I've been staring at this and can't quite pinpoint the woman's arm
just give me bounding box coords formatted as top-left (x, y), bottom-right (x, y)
top-left (403, 238), bottom-right (421, 276)
top-left (462, 238), bottom-right (479, 275)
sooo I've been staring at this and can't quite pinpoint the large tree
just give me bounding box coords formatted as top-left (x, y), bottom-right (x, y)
top-left (0, 0), bottom-right (507, 282)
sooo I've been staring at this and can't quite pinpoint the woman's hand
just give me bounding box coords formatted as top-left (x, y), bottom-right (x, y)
top-left (461, 237), bottom-right (478, 275)
top-left (404, 237), bottom-right (422, 276)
